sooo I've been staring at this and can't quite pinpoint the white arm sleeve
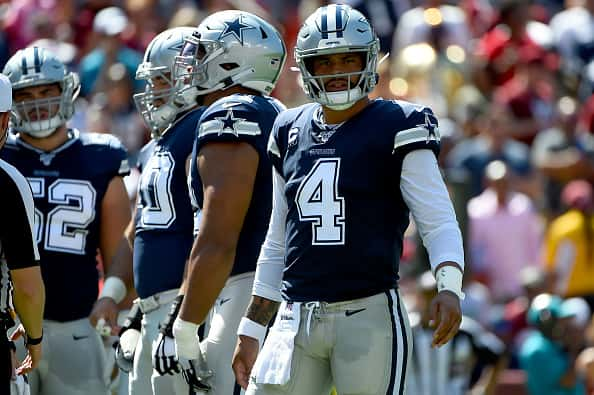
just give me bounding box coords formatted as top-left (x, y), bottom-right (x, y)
top-left (400, 149), bottom-right (465, 273)
top-left (252, 167), bottom-right (287, 302)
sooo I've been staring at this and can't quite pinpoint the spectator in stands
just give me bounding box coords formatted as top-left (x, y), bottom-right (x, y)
top-left (474, 0), bottom-right (543, 95)
top-left (532, 96), bottom-right (594, 215)
top-left (447, 104), bottom-right (533, 197)
top-left (79, 6), bottom-right (142, 97)
top-left (467, 160), bottom-right (542, 303)
top-left (407, 271), bottom-right (506, 395)
top-left (494, 45), bottom-right (559, 145)
top-left (520, 293), bottom-right (586, 395)
top-left (544, 180), bottom-right (594, 310)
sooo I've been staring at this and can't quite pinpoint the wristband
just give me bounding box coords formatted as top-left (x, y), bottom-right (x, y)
top-left (172, 317), bottom-right (200, 360)
top-left (99, 276), bottom-right (127, 304)
top-left (237, 317), bottom-right (266, 347)
top-left (25, 331), bottom-right (43, 346)
top-left (436, 265), bottom-right (465, 300)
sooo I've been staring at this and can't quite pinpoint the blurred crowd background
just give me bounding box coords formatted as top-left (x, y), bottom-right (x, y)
top-left (3, 0), bottom-right (594, 394)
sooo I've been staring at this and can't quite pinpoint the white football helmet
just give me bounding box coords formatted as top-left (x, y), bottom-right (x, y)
top-left (295, 4), bottom-right (380, 110)
top-left (134, 27), bottom-right (199, 137)
top-left (3, 46), bottom-right (80, 137)
top-left (174, 10), bottom-right (286, 97)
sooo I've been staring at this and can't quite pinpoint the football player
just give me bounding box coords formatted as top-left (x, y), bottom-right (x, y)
top-left (169, 10), bottom-right (286, 395)
top-left (1, 47), bottom-right (132, 395)
top-left (121, 27), bottom-right (205, 395)
top-left (231, 4), bottom-right (465, 395)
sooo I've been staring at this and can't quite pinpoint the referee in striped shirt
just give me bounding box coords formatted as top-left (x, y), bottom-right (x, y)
top-left (0, 73), bottom-right (45, 393)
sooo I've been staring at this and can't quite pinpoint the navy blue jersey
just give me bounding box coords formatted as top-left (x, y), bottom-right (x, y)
top-left (133, 108), bottom-right (205, 298)
top-left (269, 99), bottom-right (440, 302)
top-left (0, 130), bottom-right (129, 321)
top-left (189, 94), bottom-right (284, 276)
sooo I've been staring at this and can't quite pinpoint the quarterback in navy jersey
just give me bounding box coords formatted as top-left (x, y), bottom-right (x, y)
top-left (1, 47), bottom-right (132, 395)
top-left (169, 10), bottom-right (287, 395)
top-left (232, 5), bottom-right (465, 395)
top-left (111, 27), bottom-right (206, 395)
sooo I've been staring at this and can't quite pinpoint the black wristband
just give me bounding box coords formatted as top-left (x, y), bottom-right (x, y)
top-left (119, 303), bottom-right (143, 336)
top-left (159, 294), bottom-right (184, 337)
top-left (25, 331), bottom-right (43, 346)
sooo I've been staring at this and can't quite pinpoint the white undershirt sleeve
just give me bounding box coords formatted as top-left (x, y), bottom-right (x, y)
top-left (400, 149), bottom-right (465, 273)
top-left (252, 167), bottom-right (287, 302)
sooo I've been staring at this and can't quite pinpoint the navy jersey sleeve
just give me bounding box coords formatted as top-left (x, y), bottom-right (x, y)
top-left (267, 112), bottom-right (290, 176)
top-left (266, 106), bottom-right (306, 177)
top-left (0, 163), bottom-right (39, 270)
top-left (392, 104), bottom-right (440, 161)
top-left (195, 96), bottom-right (268, 154)
top-left (136, 140), bottom-right (156, 172)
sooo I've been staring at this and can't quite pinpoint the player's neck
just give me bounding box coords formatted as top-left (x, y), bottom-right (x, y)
top-left (321, 97), bottom-right (370, 124)
top-left (19, 126), bottom-right (69, 152)
top-left (202, 86), bottom-right (261, 107)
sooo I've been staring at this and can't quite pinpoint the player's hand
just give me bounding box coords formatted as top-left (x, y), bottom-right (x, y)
top-left (232, 335), bottom-right (259, 389)
top-left (10, 325), bottom-right (42, 375)
top-left (153, 332), bottom-right (181, 375)
top-left (114, 327), bottom-right (141, 373)
top-left (89, 297), bottom-right (120, 336)
top-left (178, 357), bottom-right (212, 392)
top-left (429, 290), bottom-right (462, 348)
top-left (114, 304), bottom-right (142, 372)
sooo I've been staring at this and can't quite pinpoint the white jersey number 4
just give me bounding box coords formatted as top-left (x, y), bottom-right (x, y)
top-left (296, 158), bottom-right (345, 245)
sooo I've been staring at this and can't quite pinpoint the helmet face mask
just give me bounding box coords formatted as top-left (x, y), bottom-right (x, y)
top-left (134, 27), bottom-right (199, 137)
top-left (295, 4), bottom-right (380, 110)
top-left (174, 36), bottom-right (227, 93)
top-left (3, 47), bottom-right (79, 138)
top-left (173, 10), bottom-right (286, 98)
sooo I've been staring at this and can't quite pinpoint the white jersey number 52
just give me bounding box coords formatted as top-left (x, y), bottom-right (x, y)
top-left (295, 158), bottom-right (345, 245)
top-left (28, 178), bottom-right (97, 255)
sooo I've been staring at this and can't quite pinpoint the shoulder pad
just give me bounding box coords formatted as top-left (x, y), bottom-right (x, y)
top-left (390, 101), bottom-right (440, 151)
top-left (79, 130), bottom-right (126, 150)
top-left (197, 95), bottom-right (279, 140)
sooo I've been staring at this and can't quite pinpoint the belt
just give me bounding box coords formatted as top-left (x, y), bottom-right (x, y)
top-left (136, 289), bottom-right (179, 314)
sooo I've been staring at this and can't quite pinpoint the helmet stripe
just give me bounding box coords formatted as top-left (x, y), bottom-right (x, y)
top-left (320, 6), bottom-right (328, 39)
top-left (21, 54), bottom-right (28, 75)
top-left (335, 5), bottom-right (343, 38)
top-left (33, 47), bottom-right (41, 73)
top-left (145, 38), bottom-right (156, 62)
top-left (327, 4), bottom-right (337, 36)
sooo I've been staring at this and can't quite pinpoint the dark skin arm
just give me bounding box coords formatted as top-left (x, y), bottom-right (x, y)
top-left (178, 141), bottom-right (259, 325)
top-left (89, 176), bottom-right (133, 334)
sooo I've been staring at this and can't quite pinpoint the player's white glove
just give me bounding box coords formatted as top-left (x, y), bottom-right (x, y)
top-left (173, 316), bottom-right (212, 392)
top-left (114, 304), bottom-right (142, 373)
top-left (153, 295), bottom-right (183, 376)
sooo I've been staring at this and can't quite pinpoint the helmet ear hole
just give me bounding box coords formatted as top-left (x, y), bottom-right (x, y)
top-left (220, 63), bottom-right (240, 71)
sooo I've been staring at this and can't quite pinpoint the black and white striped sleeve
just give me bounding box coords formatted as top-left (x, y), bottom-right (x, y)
top-left (0, 159), bottom-right (40, 269)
